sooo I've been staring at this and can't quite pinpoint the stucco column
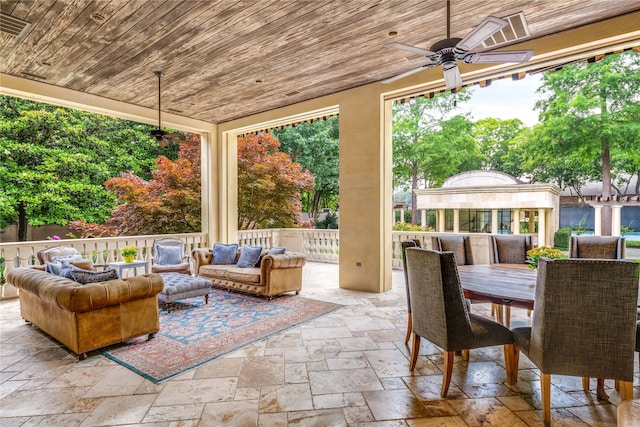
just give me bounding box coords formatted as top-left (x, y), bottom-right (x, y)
top-left (611, 205), bottom-right (622, 236)
top-left (400, 208), bottom-right (405, 223)
top-left (512, 209), bottom-right (520, 234)
top-left (421, 210), bottom-right (427, 228)
top-left (491, 209), bottom-right (498, 235)
top-left (593, 205), bottom-right (602, 236)
top-left (537, 208), bottom-right (546, 247)
top-left (453, 209), bottom-right (460, 233)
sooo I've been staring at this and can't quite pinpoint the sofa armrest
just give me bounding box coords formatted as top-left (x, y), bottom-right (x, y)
top-left (260, 252), bottom-right (307, 271)
top-left (7, 268), bottom-right (164, 313)
top-left (192, 248), bottom-right (213, 273)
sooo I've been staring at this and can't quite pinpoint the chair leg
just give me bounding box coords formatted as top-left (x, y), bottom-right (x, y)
top-left (597, 378), bottom-right (609, 401)
top-left (409, 333), bottom-right (420, 371)
top-left (504, 306), bottom-right (511, 328)
top-left (582, 377), bottom-right (590, 391)
top-left (541, 373), bottom-right (551, 427)
top-left (405, 312), bottom-right (412, 345)
top-left (462, 349), bottom-right (470, 361)
top-left (619, 380), bottom-right (634, 400)
top-left (504, 344), bottom-right (518, 385)
top-left (441, 351), bottom-right (454, 397)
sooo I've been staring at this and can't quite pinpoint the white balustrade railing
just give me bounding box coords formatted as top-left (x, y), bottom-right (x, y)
top-left (1, 228), bottom-right (494, 299)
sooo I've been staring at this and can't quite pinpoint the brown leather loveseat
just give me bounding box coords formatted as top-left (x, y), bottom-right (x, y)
top-left (7, 268), bottom-right (164, 359)
top-left (192, 247), bottom-right (307, 298)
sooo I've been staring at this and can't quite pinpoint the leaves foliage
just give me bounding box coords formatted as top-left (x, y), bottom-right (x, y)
top-left (237, 133), bottom-right (314, 230)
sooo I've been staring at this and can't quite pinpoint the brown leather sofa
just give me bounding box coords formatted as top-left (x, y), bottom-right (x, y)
top-left (6, 268), bottom-right (164, 359)
top-left (192, 248), bottom-right (307, 298)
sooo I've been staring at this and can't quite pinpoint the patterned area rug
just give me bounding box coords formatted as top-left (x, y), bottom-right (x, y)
top-left (102, 289), bottom-right (343, 382)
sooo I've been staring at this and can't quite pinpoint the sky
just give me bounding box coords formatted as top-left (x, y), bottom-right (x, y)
top-left (458, 73), bottom-right (544, 127)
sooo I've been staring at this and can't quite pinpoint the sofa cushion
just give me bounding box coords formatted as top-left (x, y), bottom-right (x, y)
top-left (212, 243), bottom-right (238, 265)
top-left (237, 245), bottom-right (263, 268)
top-left (70, 268), bottom-right (118, 284)
top-left (224, 267), bottom-right (261, 284)
top-left (199, 264), bottom-right (231, 279)
top-left (268, 247), bottom-right (286, 255)
top-left (155, 244), bottom-right (183, 265)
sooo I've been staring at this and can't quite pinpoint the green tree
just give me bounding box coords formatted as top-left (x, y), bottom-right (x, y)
top-left (0, 95), bottom-right (180, 240)
top-left (529, 51), bottom-right (640, 234)
top-left (473, 117), bottom-right (527, 176)
top-left (70, 134), bottom-right (201, 236)
top-left (273, 116), bottom-right (339, 223)
top-left (238, 133), bottom-right (315, 230)
top-left (392, 92), bottom-right (480, 224)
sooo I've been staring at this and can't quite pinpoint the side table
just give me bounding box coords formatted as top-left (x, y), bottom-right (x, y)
top-left (108, 260), bottom-right (149, 278)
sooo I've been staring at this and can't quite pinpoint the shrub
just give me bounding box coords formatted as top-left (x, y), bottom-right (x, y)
top-left (626, 240), bottom-right (640, 248)
top-left (392, 222), bottom-right (431, 232)
top-left (554, 228), bottom-right (571, 250)
top-left (526, 246), bottom-right (565, 269)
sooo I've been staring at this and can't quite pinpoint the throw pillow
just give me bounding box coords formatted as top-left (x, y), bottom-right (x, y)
top-left (67, 259), bottom-right (95, 271)
top-left (268, 246), bottom-right (286, 255)
top-left (52, 254), bottom-right (84, 263)
top-left (45, 261), bottom-right (63, 276)
top-left (212, 243), bottom-right (239, 265)
top-left (236, 245), bottom-right (263, 268)
top-left (70, 268), bottom-right (118, 285)
top-left (155, 245), bottom-right (183, 265)
top-left (57, 260), bottom-right (77, 279)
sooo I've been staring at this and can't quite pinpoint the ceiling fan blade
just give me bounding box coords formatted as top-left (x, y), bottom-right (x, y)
top-left (456, 16), bottom-right (508, 52)
top-left (464, 50), bottom-right (534, 64)
top-left (385, 42), bottom-right (436, 57)
top-left (382, 65), bottom-right (435, 83)
top-left (443, 64), bottom-right (462, 89)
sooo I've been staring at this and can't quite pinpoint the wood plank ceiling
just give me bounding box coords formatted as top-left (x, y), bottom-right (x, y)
top-left (1, 0), bottom-right (639, 125)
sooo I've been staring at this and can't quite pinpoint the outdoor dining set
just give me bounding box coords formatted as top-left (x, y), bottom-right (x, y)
top-left (401, 234), bottom-right (640, 427)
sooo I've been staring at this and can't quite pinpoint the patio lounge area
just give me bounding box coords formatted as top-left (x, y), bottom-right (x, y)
top-left (1, 261), bottom-right (638, 426)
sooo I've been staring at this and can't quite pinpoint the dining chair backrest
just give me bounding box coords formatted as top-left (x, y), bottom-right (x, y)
top-left (528, 258), bottom-right (639, 379)
top-left (488, 235), bottom-right (533, 264)
top-left (405, 248), bottom-right (472, 349)
top-left (569, 235), bottom-right (625, 259)
top-left (431, 235), bottom-right (474, 266)
top-left (401, 239), bottom-right (421, 314)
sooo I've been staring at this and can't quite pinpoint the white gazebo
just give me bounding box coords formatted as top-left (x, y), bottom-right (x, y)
top-left (414, 171), bottom-right (561, 246)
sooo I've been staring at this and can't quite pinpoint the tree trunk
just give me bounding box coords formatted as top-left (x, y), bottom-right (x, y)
top-left (18, 202), bottom-right (28, 242)
top-left (411, 161), bottom-right (419, 224)
top-left (600, 96), bottom-right (612, 236)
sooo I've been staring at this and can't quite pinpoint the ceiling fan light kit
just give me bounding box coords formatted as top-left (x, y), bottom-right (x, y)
top-left (383, 3), bottom-right (534, 89)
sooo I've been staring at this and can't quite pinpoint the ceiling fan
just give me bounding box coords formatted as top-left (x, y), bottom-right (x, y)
top-left (150, 71), bottom-right (183, 147)
top-left (383, 2), bottom-right (533, 89)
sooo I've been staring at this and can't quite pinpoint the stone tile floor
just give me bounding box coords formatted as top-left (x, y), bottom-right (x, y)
top-left (1, 262), bottom-right (638, 426)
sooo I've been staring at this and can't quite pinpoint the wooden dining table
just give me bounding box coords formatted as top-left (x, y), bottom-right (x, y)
top-left (457, 264), bottom-right (536, 327)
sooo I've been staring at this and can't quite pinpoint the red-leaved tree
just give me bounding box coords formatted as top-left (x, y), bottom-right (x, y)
top-left (70, 133), bottom-right (201, 236)
top-left (238, 133), bottom-right (314, 229)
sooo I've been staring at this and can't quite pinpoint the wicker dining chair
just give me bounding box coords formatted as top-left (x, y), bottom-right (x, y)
top-left (511, 258), bottom-right (639, 426)
top-left (569, 234), bottom-right (627, 399)
top-left (569, 235), bottom-right (626, 259)
top-left (488, 235), bottom-right (533, 327)
top-left (405, 248), bottom-right (516, 397)
top-left (400, 239), bottom-right (421, 345)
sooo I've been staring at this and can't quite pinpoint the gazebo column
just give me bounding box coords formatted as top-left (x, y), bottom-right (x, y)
top-left (491, 209), bottom-right (498, 235)
top-left (611, 205), bottom-right (622, 236)
top-left (421, 210), bottom-right (427, 228)
top-left (593, 205), bottom-right (602, 236)
top-left (437, 209), bottom-right (446, 232)
top-left (400, 207), bottom-right (405, 223)
top-left (453, 209), bottom-right (460, 233)
top-left (538, 208), bottom-right (547, 247)
top-left (528, 211), bottom-right (535, 234)
top-left (512, 209), bottom-right (521, 235)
